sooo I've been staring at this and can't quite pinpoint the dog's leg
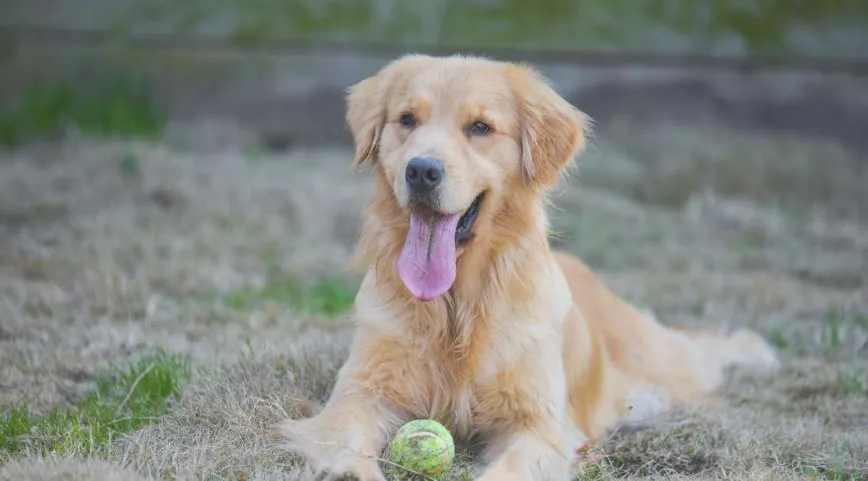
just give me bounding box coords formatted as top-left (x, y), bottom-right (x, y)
top-left (473, 353), bottom-right (580, 481)
top-left (276, 375), bottom-right (403, 481)
top-left (475, 419), bottom-right (576, 481)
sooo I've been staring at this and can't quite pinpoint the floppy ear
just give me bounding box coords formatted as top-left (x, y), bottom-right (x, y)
top-left (345, 75), bottom-right (387, 167)
top-left (507, 64), bottom-right (590, 189)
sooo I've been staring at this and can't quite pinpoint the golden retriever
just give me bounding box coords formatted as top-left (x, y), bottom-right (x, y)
top-left (277, 54), bottom-right (779, 481)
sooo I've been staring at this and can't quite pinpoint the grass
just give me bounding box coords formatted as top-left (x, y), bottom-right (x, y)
top-left (0, 350), bottom-right (190, 462)
top-left (0, 79), bottom-right (164, 148)
top-left (221, 275), bottom-right (358, 317)
top-left (0, 121), bottom-right (866, 480)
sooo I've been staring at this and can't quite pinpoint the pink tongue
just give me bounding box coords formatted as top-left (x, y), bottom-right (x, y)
top-left (396, 210), bottom-right (462, 301)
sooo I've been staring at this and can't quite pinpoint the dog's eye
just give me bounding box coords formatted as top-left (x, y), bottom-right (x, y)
top-left (468, 121), bottom-right (492, 137)
top-left (399, 113), bottom-right (417, 129)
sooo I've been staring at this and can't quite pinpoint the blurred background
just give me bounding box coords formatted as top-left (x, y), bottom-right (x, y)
top-left (1, 2), bottom-right (868, 479)
top-left (3, 0), bottom-right (868, 152)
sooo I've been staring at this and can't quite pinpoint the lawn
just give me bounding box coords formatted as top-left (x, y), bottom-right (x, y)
top-left (0, 118), bottom-right (866, 480)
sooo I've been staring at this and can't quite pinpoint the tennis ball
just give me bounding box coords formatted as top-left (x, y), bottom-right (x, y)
top-left (388, 419), bottom-right (455, 478)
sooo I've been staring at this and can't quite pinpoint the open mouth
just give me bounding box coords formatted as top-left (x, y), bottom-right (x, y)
top-left (395, 192), bottom-right (485, 301)
top-left (455, 193), bottom-right (483, 245)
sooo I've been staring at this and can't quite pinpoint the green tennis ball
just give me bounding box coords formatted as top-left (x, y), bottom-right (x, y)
top-left (388, 419), bottom-right (455, 478)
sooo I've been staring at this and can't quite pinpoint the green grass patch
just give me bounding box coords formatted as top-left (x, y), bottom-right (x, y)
top-left (0, 349), bottom-right (190, 461)
top-left (794, 458), bottom-right (866, 481)
top-left (768, 328), bottom-right (789, 350)
top-left (823, 310), bottom-right (843, 353)
top-left (837, 368), bottom-right (867, 396)
top-left (223, 275), bottom-right (359, 317)
top-left (119, 151), bottom-right (143, 181)
top-left (0, 78), bottom-right (165, 148)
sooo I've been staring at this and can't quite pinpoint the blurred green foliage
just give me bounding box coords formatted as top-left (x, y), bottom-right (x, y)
top-left (122, 0), bottom-right (868, 58)
top-left (0, 78), bottom-right (164, 147)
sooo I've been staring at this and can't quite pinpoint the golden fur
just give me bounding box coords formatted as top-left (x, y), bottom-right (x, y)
top-left (277, 54), bottom-right (779, 481)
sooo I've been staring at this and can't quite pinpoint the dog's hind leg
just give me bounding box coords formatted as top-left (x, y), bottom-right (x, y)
top-left (639, 322), bottom-right (781, 407)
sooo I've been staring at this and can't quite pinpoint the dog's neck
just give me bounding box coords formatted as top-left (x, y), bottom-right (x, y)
top-left (352, 170), bottom-right (553, 353)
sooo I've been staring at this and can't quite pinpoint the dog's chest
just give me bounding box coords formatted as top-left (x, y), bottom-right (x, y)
top-left (391, 294), bottom-right (563, 439)
top-left (412, 342), bottom-right (525, 440)
top-left (411, 349), bottom-right (478, 439)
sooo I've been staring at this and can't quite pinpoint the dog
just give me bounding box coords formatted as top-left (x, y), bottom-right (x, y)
top-left (276, 54), bottom-right (779, 481)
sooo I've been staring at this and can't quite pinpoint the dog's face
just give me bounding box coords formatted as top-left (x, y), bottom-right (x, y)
top-left (347, 54), bottom-right (588, 301)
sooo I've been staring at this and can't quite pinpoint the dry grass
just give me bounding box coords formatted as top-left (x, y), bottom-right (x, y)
top-left (0, 121), bottom-right (866, 480)
top-left (0, 457), bottom-right (154, 481)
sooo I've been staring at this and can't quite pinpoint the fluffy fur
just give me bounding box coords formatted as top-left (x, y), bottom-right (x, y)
top-left (276, 54), bottom-right (779, 481)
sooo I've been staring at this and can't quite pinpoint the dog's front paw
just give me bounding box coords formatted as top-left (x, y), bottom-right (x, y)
top-left (318, 454), bottom-right (386, 481)
top-left (476, 465), bottom-right (520, 481)
top-left (276, 418), bottom-right (386, 481)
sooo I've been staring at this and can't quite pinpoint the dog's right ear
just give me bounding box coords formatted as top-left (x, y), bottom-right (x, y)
top-left (346, 54), bottom-right (433, 166)
top-left (345, 74), bottom-right (387, 167)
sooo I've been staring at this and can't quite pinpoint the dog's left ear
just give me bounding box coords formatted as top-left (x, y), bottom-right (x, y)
top-left (505, 64), bottom-right (590, 189)
top-left (345, 74), bottom-right (387, 167)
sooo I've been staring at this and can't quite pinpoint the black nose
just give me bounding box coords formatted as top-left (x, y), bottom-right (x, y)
top-left (405, 157), bottom-right (444, 194)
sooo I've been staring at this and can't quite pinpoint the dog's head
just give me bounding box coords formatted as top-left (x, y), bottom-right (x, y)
top-left (347, 54), bottom-right (589, 302)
